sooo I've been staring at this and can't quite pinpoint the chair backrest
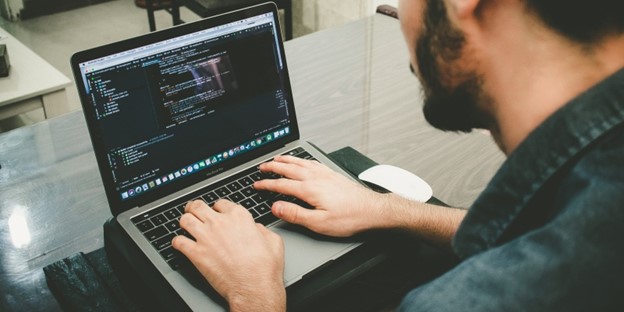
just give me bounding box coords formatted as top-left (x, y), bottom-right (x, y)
top-left (376, 4), bottom-right (398, 19)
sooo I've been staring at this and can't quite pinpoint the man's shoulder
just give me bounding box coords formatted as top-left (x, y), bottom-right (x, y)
top-left (551, 121), bottom-right (624, 220)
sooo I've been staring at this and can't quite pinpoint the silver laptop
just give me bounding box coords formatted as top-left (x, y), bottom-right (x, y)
top-left (71, 3), bottom-right (361, 310)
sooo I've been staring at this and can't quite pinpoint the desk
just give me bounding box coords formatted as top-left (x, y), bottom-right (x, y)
top-left (0, 27), bottom-right (71, 121)
top-left (0, 14), bottom-right (505, 311)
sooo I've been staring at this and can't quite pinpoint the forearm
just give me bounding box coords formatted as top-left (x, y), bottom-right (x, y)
top-left (369, 193), bottom-right (466, 250)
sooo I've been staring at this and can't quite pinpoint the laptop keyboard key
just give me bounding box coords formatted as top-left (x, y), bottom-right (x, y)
top-left (256, 212), bottom-right (279, 226)
top-left (202, 192), bottom-right (218, 203)
top-left (228, 191), bottom-right (245, 203)
top-left (255, 203), bottom-right (271, 215)
top-left (160, 247), bottom-right (177, 261)
top-left (227, 181), bottom-right (242, 192)
top-left (145, 226), bottom-right (168, 241)
top-left (241, 187), bottom-right (255, 197)
top-left (167, 256), bottom-right (191, 270)
top-left (250, 172), bottom-right (263, 181)
top-left (248, 208), bottom-right (260, 218)
top-left (150, 214), bottom-right (168, 226)
top-left (136, 219), bottom-right (154, 232)
top-left (239, 177), bottom-right (254, 187)
top-left (215, 186), bottom-right (231, 197)
top-left (164, 220), bottom-right (180, 232)
top-left (164, 208), bottom-right (180, 220)
top-left (240, 198), bottom-right (256, 209)
top-left (252, 191), bottom-right (275, 203)
top-left (152, 233), bottom-right (175, 250)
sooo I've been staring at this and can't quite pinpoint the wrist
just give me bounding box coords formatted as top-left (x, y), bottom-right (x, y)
top-left (227, 281), bottom-right (286, 312)
top-left (359, 192), bottom-right (402, 231)
top-left (367, 192), bottom-right (423, 231)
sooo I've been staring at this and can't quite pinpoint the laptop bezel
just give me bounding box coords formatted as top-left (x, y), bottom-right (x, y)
top-left (71, 2), bottom-right (301, 216)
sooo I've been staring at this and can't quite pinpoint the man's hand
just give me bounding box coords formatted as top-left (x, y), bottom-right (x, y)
top-left (254, 155), bottom-right (388, 237)
top-left (172, 199), bottom-right (286, 311)
top-left (255, 155), bottom-right (466, 248)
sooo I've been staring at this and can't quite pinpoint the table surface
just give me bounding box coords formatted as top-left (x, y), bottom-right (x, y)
top-left (0, 26), bottom-right (71, 106)
top-left (0, 14), bottom-right (505, 311)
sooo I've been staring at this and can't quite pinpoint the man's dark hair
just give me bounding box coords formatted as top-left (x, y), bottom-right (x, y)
top-left (524, 0), bottom-right (624, 44)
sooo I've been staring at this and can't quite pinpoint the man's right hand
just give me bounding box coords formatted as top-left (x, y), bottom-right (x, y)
top-left (253, 155), bottom-right (389, 237)
top-left (254, 155), bottom-right (466, 249)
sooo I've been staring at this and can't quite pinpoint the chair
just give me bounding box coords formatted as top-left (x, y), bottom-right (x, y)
top-left (376, 4), bottom-right (398, 19)
top-left (144, 0), bottom-right (293, 40)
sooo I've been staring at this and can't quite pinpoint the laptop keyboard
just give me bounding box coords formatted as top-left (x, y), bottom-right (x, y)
top-left (130, 147), bottom-right (316, 270)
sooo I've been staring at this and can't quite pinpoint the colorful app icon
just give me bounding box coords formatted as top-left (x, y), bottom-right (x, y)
top-left (199, 161), bottom-right (205, 167)
top-left (136, 186), bottom-right (142, 193)
top-left (279, 130), bottom-right (285, 136)
top-left (162, 176), bottom-right (168, 183)
top-left (229, 149), bottom-right (234, 156)
top-left (211, 157), bottom-right (217, 164)
top-left (285, 127), bottom-right (290, 134)
top-left (149, 181), bottom-right (155, 188)
top-left (222, 152), bottom-right (227, 158)
top-left (121, 192), bottom-right (129, 199)
top-left (274, 131), bottom-right (279, 138)
top-left (128, 189), bottom-right (135, 196)
top-left (181, 168), bottom-right (187, 175)
top-left (267, 134), bottom-right (272, 140)
top-left (142, 184), bottom-right (149, 191)
top-left (251, 141), bottom-right (256, 147)
top-left (175, 171), bottom-right (181, 178)
top-left (169, 173), bottom-right (175, 180)
top-left (156, 178), bottom-right (162, 185)
top-left (193, 164), bottom-right (199, 170)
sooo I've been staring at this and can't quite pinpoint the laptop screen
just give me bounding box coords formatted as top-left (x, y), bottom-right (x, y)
top-left (73, 5), bottom-right (298, 212)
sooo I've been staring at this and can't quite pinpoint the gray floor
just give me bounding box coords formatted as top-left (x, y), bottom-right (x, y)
top-left (0, 0), bottom-right (368, 133)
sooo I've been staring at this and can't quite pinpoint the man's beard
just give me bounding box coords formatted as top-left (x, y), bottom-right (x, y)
top-left (415, 0), bottom-right (492, 133)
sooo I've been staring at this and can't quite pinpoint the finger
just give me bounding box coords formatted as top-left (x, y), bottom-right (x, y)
top-left (258, 160), bottom-right (306, 180)
top-left (179, 213), bottom-right (207, 240)
top-left (272, 155), bottom-right (318, 168)
top-left (272, 201), bottom-right (321, 228)
top-left (253, 178), bottom-right (304, 198)
top-left (185, 199), bottom-right (216, 222)
top-left (171, 234), bottom-right (197, 256)
top-left (212, 199), bottom-right (246, 215)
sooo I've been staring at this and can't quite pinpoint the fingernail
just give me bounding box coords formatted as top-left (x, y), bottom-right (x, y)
top-left (273, 202), bottom-right (282, 215)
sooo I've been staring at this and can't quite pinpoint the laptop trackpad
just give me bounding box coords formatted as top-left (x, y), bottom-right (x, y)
top-left (271, 222), bottom-right (360, 286)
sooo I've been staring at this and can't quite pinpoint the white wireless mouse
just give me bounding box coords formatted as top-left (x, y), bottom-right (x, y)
top-left (358, 164), bottom-right (433, 202)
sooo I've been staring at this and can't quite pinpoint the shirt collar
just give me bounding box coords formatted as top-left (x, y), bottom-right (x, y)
top-left (452, 67), bottom-right (624, 259)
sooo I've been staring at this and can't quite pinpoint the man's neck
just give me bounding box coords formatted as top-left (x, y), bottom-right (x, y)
top-left (480, 12), bottom-right (624, 155)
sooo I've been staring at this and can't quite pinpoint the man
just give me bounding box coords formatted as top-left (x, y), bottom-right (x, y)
top-left (172, 0), bottom-right (624, 310)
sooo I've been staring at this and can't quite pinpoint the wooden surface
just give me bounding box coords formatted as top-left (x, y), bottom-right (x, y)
top-left (0, 14), bottom-right (504, 311)
top-left (0, 26), bottom-right (71, 119)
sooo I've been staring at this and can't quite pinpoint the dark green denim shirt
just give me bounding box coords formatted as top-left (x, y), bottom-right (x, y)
top-left (400, 68), bottom-right (624, 311)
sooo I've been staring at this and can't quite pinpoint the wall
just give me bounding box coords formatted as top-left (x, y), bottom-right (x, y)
top-left (372, 0), bottom-right (398, 9)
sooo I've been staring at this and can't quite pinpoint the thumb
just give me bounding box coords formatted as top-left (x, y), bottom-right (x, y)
top-left (272, 201), bottom-right (318, 228)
